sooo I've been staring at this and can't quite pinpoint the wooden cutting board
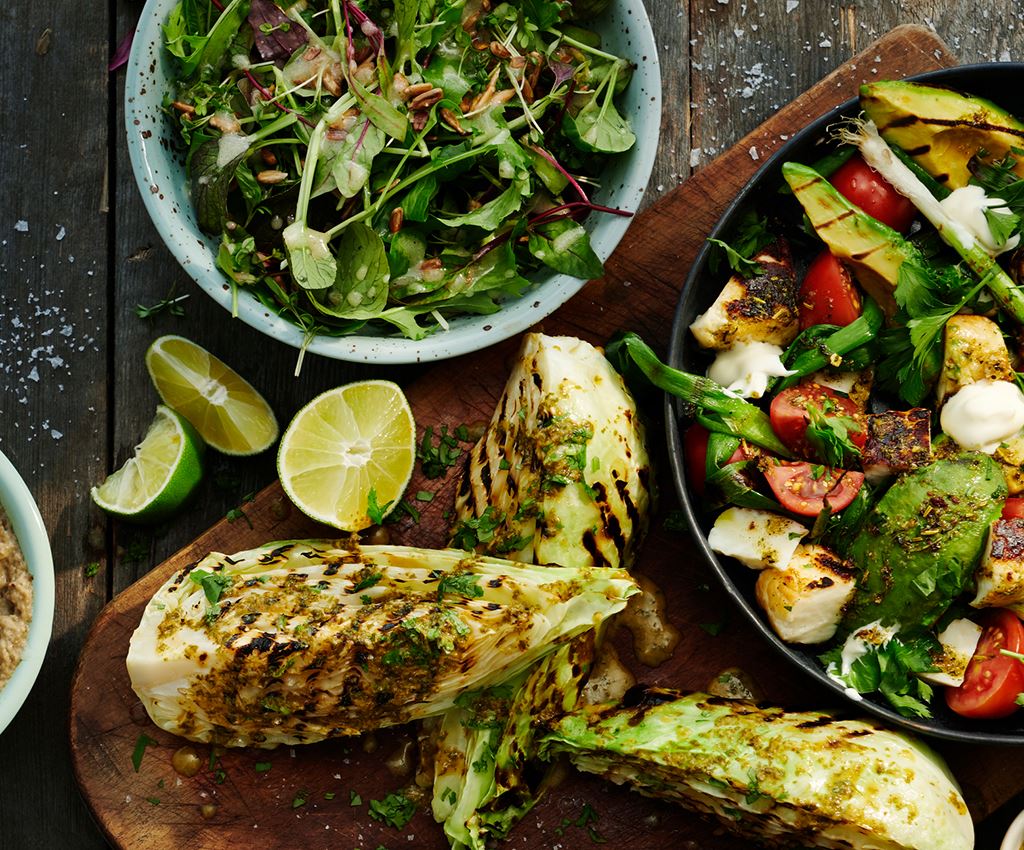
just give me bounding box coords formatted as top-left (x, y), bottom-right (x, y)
top-left (71, 26), bottom-right (1018, 849)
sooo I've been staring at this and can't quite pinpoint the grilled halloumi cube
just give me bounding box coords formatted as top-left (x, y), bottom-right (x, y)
top-left (755, 544), bottom-right (857, 644)
top-left (936, 314), bottom-right (1014, 405)
top-left (861, 408), bottom-right (932, 484)
top-left (918, 619), bottom-right (983, 688)
top-left (971, 518), bottom-right (1024, 609)
top-left (707, 507), bottom-right (807, 571)
top-left (996, 436), bottom-right (1024, 495)
top-left (807, 368), bottom-right (874, 411)
top-left (689, 241), bottom-right (799, 351)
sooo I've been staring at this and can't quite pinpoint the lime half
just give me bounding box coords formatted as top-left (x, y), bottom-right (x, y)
top-left (91, 405), bottom-right (205, 523)
top-left (146, 335), bottom-right (278, 456)
top-left (277, 381), bottom-right (416, 531)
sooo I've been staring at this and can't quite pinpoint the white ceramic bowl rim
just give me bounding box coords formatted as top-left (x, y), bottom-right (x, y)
top-left (0, 451), bottom-right (55, 735)
top-left (125, 0), bottom-right (662, 364)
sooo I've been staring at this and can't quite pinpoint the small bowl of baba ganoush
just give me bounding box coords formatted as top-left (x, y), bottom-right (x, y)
top-left (0, 450), bottom-right (54, 734)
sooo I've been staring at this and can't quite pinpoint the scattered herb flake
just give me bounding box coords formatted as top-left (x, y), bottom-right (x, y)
top-left (367, 488), bottom-right (394, 526)
top-left (414, 490), bottom-right (434, 502)
top-left (131, 734), bottom-right (158, 772)
top-left (368, 792), bottom-right (416, 828)
top-left (84, 561), bottom-right (100, 578)
top-left (255, 761), bottom-right (272, 773)
top-left (292, 790), bottom-right (308, 808)
top-left (350, 790), bottom-right (363, 806)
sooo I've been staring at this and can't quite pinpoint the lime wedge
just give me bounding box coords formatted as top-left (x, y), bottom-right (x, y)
top-left (91, 406), bottom-right (204, 522)
top-left (277, 381), bottom-right (416, 531)
top-left (145, 335), bottom-right (279, 456)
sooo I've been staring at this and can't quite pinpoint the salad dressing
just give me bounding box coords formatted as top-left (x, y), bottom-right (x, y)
top-left (580, 642), bottom-right (634, 705)
top-left (707, 341), bottom-right (795, 399)
top-left (940, 379), bottom-right (1024, 453)
top-left (617, 574), bottom-right (681, 667)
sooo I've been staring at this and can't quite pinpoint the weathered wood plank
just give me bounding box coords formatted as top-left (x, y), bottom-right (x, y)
top-left (0, 4), bottom-right (114, 848)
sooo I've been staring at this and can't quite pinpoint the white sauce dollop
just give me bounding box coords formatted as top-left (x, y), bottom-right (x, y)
top-left (939, 185), bottom-right (1021, 256)
top-left (707, 341), bottom-right (795, 399)
top-left (940, 379), bottom-right (1024, 453)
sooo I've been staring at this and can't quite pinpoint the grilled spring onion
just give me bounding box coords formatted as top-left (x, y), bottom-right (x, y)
top-left (452, 333), bottom-right (653, 570)
top-left (612, 332), bottom-right (792, 456)
top-left (540, 688), bottom-right (974, 850)
top-left (836, 117), bottom-right (1024, 326)
top-left (127, 540), bottom-right (636, 748)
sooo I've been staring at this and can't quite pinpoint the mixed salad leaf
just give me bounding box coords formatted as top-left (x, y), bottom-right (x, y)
top-left (163, 0), bottom-right (637, 342)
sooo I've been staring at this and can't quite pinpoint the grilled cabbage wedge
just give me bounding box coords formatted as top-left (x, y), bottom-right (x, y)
top-left (127, 540), bottom-right (636, 747)
top-left (432, 332), bottom-right (653, 849)
top-left (540, 688), bottom-right (974, 850)
top-left (426, 635), bottom-right (595, 850)
top-left (452, 333), bottom-right (653, 570)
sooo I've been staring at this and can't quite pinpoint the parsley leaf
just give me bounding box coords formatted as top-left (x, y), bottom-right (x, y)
top-left (367, 488), bottom-right (394, 526)
top-left (706, 209), bottom-right (773, 278)
top-left (418, 425), bottom-right (463, 479)
top-left (131, 733), bottom-right (158, 772)
top-left (368, 792), bottom-right (416, 829)
top-left (437, 573), bottom-right (484, 601)
top-left (189, 569), bottom-right (233, 605)
top-left (804, 403), bottom-right (862, 467)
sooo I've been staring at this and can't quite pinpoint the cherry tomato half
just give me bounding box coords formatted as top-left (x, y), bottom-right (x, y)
top-left (798, 250), bottom-right (863, 330)
top-left (1003, 498), bottom-right (1024, 520)
top-left (762, 461), bottom-right (864, 516)
top-left (769, 384), bottom-right (865, 459)
top-left (946, 609), bottom-right (1024, 720)
top-left (830, 154), bottom-right (918, 232)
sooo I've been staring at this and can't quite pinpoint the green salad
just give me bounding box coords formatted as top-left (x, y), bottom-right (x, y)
top-left (162, 0), bottom-right (637, 341)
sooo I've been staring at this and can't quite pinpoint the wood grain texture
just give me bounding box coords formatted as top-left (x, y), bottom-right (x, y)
top-left (69, 26), bottom-right (1024, 850)
top-left (0, 5), bottom-right (115, 847)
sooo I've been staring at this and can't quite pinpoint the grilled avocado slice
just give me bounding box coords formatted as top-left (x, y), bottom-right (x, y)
top-left (841, 454), bottom-right (1007, 635)
top-left (782, 162), bottom-right (923, 317)
top-left (861, 79), bottom-right (1024, 189)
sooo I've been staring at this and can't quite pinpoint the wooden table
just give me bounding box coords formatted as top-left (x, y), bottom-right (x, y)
top-left (3, 1), bottom-right (1024, 847)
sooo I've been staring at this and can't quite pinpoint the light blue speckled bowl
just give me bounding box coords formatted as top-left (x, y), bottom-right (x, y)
top-left (0, 451), bottom-right (55, 735)
top-left (124, 0), bottom-right (661, 364)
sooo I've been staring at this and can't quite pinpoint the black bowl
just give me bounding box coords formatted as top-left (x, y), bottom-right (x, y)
top-left (666, 63), bottom-right (1024, 745)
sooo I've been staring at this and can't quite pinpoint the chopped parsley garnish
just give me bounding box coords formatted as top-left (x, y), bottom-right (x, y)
top-left (367, 488), bottom-right (394, 526)
top-left (131, 733), bottom-right (158, 772)
top-left (350, 790), bottom-right (362, 806)
top-left (804, 403), bottom-right (862, 467)
top-left (226, 492), bottom-right (256, 527)
top-left (418, 425), bottom-right (463, 478)
top-left (323, 791), bottom-right (336, 800)
top-left (255, 761), bottom-right (272, 773)
top-left (699, 620), bottom-right (727, 637)
top-left (292, 790), bottom-right (308, 808)
top-left (450, 505), bottom-right (505, 550)
top-left (84, 561), bottom-right (100, 578)
top-left (414, 490), bottom-right (434, 502)
top-left (706, 209), bottom-right (772, 278)
top-left (352, 572), bottom-right (383, 593)
top-left (437, 573), bottom-right (484, 601)
top-left (368, 792), bottom-right (416, 829)
top-left (189, 569), bottom-right (232, 604)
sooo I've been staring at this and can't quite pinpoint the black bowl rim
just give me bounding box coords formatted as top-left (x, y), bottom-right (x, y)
top-left (665, 62), bottom-right (1024, 746)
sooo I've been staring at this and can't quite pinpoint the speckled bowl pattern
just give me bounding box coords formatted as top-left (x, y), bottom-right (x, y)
top-left (0, 451), bottom-right (55, 735)
top-left (666, 64), bottom-right (1024, 745)
top-left (124, 0), bottom-right (661, 364)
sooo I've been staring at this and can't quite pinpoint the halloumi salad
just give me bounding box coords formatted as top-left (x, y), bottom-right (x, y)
top-left (618, 79), bottom-right (1024, 722)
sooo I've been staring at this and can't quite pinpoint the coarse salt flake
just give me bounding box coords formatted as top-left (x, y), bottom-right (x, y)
top-left (14, 220), bottom-right (28, 232)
